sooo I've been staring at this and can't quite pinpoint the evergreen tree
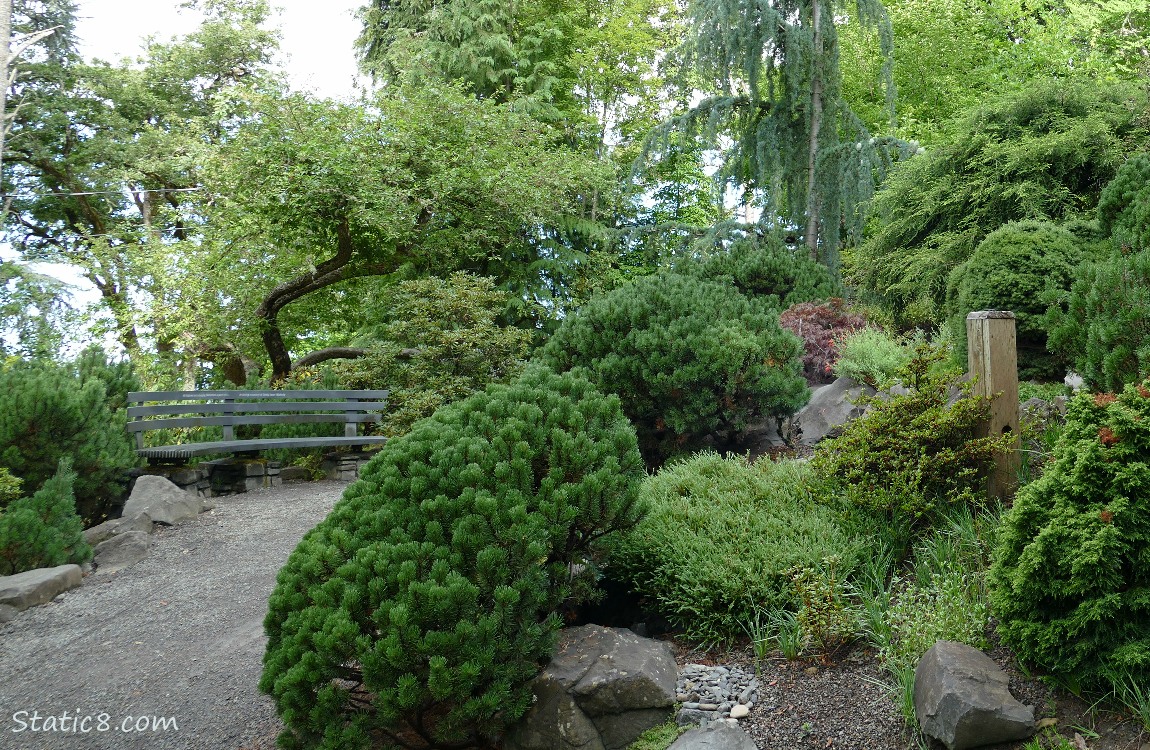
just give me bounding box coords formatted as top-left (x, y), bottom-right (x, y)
top-left (852, 78), bottom-right (1149, 325)
top-left (0, 460), bottom-right (91, 576)
top-left (0, 357), bottom-right (138, 523)
top-left (643, 0), bottom-right (904, 268)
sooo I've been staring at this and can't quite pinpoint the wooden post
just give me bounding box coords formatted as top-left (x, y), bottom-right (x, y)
top-left (966, 311), bottom-right (1021, 500)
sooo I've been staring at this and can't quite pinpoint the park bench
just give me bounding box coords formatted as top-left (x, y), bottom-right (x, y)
top-left (126, 389), bottom-right (390, 463)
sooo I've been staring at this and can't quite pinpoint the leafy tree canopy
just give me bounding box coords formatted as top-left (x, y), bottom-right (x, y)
top-left (198, 83), bottom-right (605, 380)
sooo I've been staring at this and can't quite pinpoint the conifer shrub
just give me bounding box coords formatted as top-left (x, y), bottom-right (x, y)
top-left (946, 220), bottom-right (1086, 380)
top-left (1046, 246), bottom-right (1150, 392)
top-left (260, 367), bottom-right (646, 750)
top-left (0, 468), bottom-right (21, 506)
top-left (0, 357), bottom-right (138, 524)
top-left (677, 236), bottom-right (842, 309)
top-left (611, 452), bottom-right (859, 645)
top-left (535, 272), bottom-right (809, 466)
top-left (0, 461), bottom-right (91, 576)
top-left (337, 273), bottom-right (532, 436)
top-left (814, 341), bottom-right (1014, 526)
top-left (779, 298), bottom-right (868, 384)
top-left (988, 383), bottom-right (1150, 694)
top-left (1097, 151), bottom-right (1150, 251)
top-left (1046, 155), bottom-right (1150, 391)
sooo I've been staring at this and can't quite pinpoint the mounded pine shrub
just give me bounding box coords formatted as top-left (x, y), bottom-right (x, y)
top-left (260, 367), bottom-right (646, 750)
top-left (988, 383), bottom-right (1150, 693)
top-left (535, 272), bottom-right (809, 466)
top-left (677, 236), bottom-right (842, 309)
top-left (0, 357), bottom-right (138, 523)
top-left (0, 461), bottom-right (91, 576)
top-left (611, 452), bottom-right (859, 645)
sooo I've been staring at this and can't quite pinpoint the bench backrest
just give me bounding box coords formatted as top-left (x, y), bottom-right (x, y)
top-left (126, 390), bottom-right (390, 449)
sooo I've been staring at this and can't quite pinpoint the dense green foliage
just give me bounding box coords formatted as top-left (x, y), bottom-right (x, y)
top-left (261, 367), bottom-right (646, 750)
top-left (1047, 157), bottom-right (1150, 391)
top-left (851, 78), bottom-right (1149, 325)
top-left (201, 84), bottom-right (603, 381)
top-left (831, 326), bottom-right (911, 388)
top-left (814, 342), bottom-right (1014, 525)
top-left (779, 299), bottom-right (868, 384)
top-left (989, 385), bottom-right (1150, 693)
top-left (0, 461), bottom-right (91, 576)
top-left (947, 220), bottom-right (1089, 380)
top-left (0, 468), bottom-right (22, 505)
top-left (535, 272), bottom-right (809, 465)
top-left (0, 356), bottom-right (138, 523)
top-left (1098, 152), bottom-right (1150, 251)
top-left (612, 453), bottom-right (859, 644)
top-left (337, 273), bottom-right (532, 437)
top-left (676, 237), bottom-right (843, 309)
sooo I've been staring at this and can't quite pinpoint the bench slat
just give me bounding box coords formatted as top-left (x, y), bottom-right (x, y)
top-left (128, 401), bottom-right (384, 418)
top-left (127, 413), bottom-right (381, 433)
top-left (136, 436), bottom-right (389, 460)
top-left (128, 389), bottom-right (389, 403)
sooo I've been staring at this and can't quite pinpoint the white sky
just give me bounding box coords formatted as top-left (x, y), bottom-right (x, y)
top-left (74, 0), bottom-right (365, 100)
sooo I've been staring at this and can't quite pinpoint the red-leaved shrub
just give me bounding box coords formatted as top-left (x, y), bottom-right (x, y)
top-left (779, 299), bottom-right (867, 384)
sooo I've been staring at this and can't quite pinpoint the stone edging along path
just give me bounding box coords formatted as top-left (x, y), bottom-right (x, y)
top-left (0, 480), bottom-right (346, 750)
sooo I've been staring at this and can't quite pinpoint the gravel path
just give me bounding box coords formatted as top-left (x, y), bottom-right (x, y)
top-left (0, 480), bottom-right (345, 750)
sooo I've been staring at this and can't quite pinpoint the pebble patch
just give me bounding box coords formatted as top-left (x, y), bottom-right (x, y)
top-left (675, 663), bottom-right (759, 727)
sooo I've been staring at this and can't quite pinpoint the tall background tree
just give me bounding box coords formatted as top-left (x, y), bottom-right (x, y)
top-left (641, 0), bottom-right (906, 269)
top-left (1, 0), bottom-right (279, 384)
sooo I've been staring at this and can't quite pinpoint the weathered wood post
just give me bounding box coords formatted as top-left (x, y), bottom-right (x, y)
top-left (966, 311), bottom-right (1021, 499)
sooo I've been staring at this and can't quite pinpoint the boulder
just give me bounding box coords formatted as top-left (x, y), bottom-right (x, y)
top-left (0, 564), bottom-right (83, 613)
top-left (83, 512), bottom-right (154, 546)
top-left (279, 465), bottom-right (312, 482)
top-left (667, 722), bottom-right (758, 750)
top-left (93, 531), bottom-right (151, 574)
top-left (504, 625), bottom-right (677, 750)
top-left (121, 475), bottom-right (201, 525)
top-left (914, 640), bottom-right (1035, 750)
top-left (793, 377), bottom-right (875, 445)
top-left (0, 603), bottom-right (17, 623)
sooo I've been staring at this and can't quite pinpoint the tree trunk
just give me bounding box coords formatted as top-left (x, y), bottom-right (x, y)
top-left (804, 0), bottom-right (824, 262)
top-left (1, 0), bottom-right (12, 171)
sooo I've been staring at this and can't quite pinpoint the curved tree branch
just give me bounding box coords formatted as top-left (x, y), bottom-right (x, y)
top-left (291, 347), bottom-right (369, 371)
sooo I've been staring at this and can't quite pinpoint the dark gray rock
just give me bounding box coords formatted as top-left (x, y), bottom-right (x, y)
top-left (279, 466), bottom-right (312, 482)
top-left (676, 708), bottom-right (710, 726)
top-left (0, 603), bottom-right (17, 622)
top-left (82, 519), bottom-right (120, 546)
top-left (668, 722), bottom-right (758, 750)
top-left (122, 475), bottom-right (201, 525)
top-left (914, 640), bottom-right (1035, 750)
top-left (0, 565), bottom-right (83, 612)
top-left (83, 512), bottom-right (154, 546)
top-left (793, 377), bottom-right (875, 445)
top-left (93, 531), bottom-right (151, 574)
top-left (505, 625), bottom-right (677, 750)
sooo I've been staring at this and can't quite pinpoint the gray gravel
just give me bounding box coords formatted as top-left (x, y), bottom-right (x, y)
top-left (0, 479), bottom-right (346, 750)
